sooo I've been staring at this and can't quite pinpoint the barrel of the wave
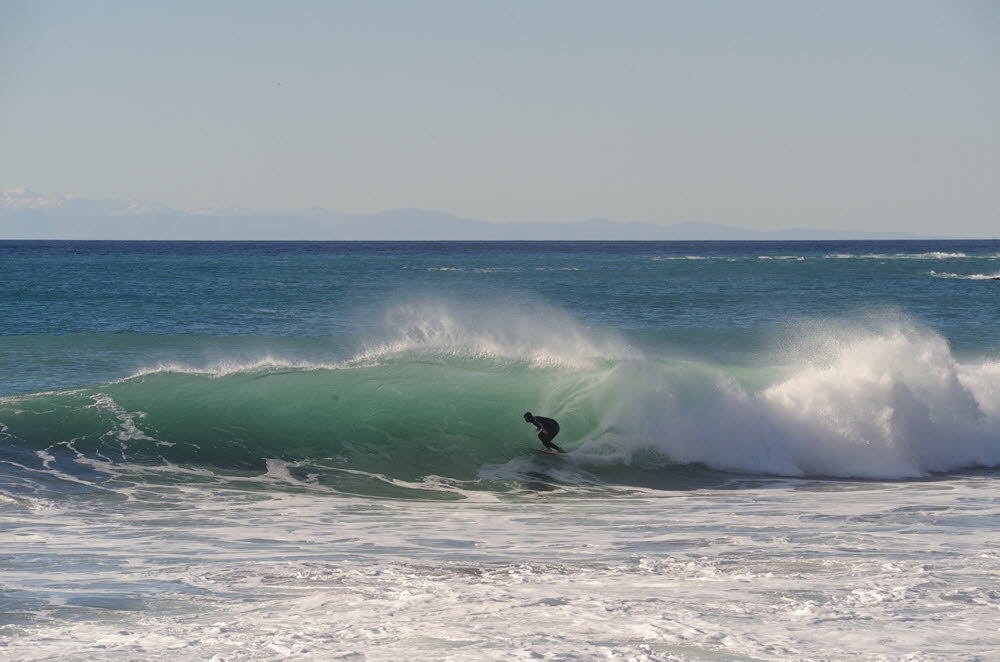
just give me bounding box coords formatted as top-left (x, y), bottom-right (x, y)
top-left (0, 352), bottom-right (602, 490)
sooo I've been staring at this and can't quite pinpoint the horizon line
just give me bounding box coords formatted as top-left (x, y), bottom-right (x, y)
top-left (2, 238), bottom-right (995, 243)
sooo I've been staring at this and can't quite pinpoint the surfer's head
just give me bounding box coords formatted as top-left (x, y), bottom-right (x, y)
top-left (523, 412), bottom-right (533, 422)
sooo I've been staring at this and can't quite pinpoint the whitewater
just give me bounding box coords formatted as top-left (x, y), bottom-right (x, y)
top-left (2, 240), bottom-right (999, 661)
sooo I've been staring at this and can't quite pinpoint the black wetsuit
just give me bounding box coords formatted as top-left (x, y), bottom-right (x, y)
top-left (531, 416), bottom-right (564, 453)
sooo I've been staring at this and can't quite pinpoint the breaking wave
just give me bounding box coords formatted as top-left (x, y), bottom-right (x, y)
top-left (1, 301), bottom-right (998, 497)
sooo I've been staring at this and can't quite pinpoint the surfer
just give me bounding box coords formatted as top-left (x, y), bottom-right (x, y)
top-left (524, 412), bottom-right (564, 453)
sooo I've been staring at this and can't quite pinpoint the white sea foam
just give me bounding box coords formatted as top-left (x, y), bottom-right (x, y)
top-left (86, 394), bottom-right (155, 444)
top-left (908, 251), bottom-right (968, 259)
top-left (2, 475), bottom-right (997, 661)
top-left (929, 270), bottom-right (1000, 280)
top-left (578, 319), bottom-right (1000, 478)
top-left (826, 252), bottom-right (974, 260)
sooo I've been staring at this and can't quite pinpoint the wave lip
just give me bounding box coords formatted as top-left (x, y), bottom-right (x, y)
top-left (126, 356), bottom-right (354, 379)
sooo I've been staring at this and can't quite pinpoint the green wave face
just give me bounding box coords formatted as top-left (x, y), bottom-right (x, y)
top-left (0, 357), bottom-right (619, 489)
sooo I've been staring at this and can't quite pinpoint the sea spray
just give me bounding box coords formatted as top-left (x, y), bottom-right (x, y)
top-left (356, 296), bottom-right (636, 368)
top-left (589, 319), bottom-right (1000, 478)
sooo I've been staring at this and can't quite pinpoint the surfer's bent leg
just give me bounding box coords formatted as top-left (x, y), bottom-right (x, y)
top-left (539, 431), bottom-right (565, 453)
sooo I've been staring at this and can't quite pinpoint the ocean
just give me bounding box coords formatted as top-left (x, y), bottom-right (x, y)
top-left (1, 239), bottom-right (999, 661)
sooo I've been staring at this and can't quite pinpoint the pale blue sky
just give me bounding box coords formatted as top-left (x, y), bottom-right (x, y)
top-left (1, 0), bottom-right (997, 234)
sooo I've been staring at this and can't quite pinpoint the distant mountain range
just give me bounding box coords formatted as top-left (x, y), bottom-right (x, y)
top-left (1, 188), bottom-right (935, 240)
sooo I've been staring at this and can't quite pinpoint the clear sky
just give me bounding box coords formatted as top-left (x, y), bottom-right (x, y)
top-left (1, 0), bottom-right (997, 234)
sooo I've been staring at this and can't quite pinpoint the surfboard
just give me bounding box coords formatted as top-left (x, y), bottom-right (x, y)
top-left (532, 448), bottom-right (563, 456)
